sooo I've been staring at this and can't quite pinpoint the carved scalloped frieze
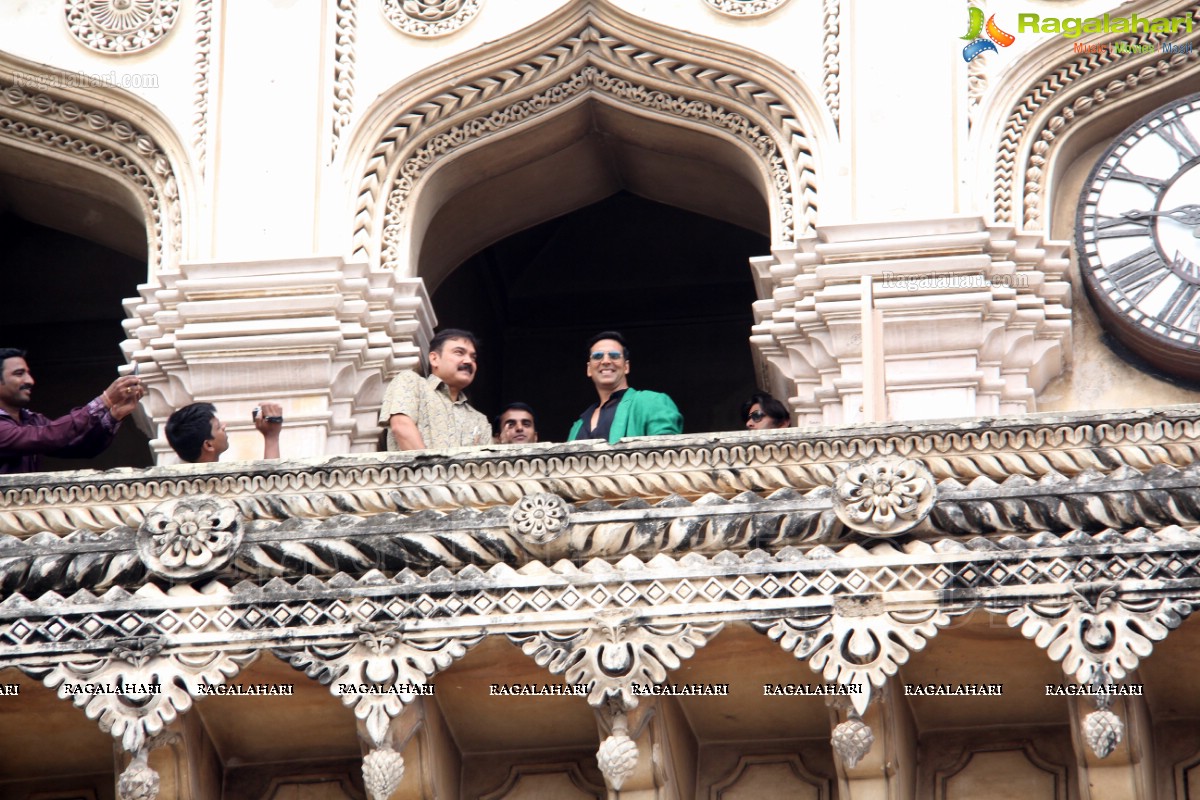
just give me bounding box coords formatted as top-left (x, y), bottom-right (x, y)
top-left (65, 0), bottom-right (180, 54)
top-left (22, 639), bottom-right (256, 753)
top-left (276, 625), bottom-right (480, 746)
top-left (381, 0), bottom-right (482, 37)
top-left (992, 22), bottom-right (1200, 227)
top-left (511, 613), bottom-right (724, 709)
top-left (1004, 584), bottom-right (1193, 685)
top-left (0, 74), bottom-right (181, 272)
top-left (755, 603), bottom-right (957, 714)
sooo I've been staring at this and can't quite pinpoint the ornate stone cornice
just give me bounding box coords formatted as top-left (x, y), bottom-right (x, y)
top-left (2, 406), bottom-right (1199, 541)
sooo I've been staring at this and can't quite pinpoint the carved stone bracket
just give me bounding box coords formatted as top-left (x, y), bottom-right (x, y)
top-left (755, 602), bottom-right (958, 714)
top-left (750, 218), bottom-right (1071, 424)
top-left (510, 613), bottom-right (724, 710)
top-left (117, 749), bottom-right (161, 800)
top-left (122, 257), bottom-right (434, 460)
top-left (21, 639), bottom-right (257, 753)
top-left (275, 624), bottom-right (480, 746)
top-left (1003, 584), bottom-right (1193, 686)
top-left (137, 495), bottom-right (242, 581)
top-left (833, 457), bottom-right (935, 536)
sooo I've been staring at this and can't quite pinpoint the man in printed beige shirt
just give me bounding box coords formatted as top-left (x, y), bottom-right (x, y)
top-left (380, 329), bottom-right (490, 451)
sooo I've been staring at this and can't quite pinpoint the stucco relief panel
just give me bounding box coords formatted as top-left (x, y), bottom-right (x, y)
top-left (65, 0), bottom-right (180, 54)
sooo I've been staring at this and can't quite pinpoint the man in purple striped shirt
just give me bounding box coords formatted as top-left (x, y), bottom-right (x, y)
top-left (0, 348), bottom-right (143, 474)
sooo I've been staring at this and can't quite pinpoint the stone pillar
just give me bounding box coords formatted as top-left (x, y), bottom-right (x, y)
top-left (122, 257), bottom-right (434, 463)
top-left (750, 217), bottom-right (1071, 426)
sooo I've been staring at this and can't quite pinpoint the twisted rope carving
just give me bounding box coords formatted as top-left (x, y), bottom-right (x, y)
top-left (191, 0), bottom-right (212, 173)
top-left (821, 0), bottom-right (840, 128)
top-left (330, 0), bottom-right (356, 159)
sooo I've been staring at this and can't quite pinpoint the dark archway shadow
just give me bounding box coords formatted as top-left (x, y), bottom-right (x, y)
top-left (0, 211), bottom-right (151, 470)
top-left (431, 191), bottom-right (767, 441)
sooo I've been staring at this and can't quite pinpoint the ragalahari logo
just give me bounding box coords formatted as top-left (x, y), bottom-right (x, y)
top-left (962, 6), bottom-right (1015, 62)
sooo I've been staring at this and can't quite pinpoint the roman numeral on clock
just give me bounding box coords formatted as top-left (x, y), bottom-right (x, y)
top-left (1108, 166), bottom-right (1167, 191)
top-left (1154, 117), bottom-right (1200, 164)
top-left (1158, 279), bottom-right (1200, 330)
top-left (1107, 247), bottom-right (1165, 302)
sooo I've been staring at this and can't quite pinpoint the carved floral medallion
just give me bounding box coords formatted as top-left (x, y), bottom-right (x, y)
top-left (381, 0), bottom-right (482, 37)
top-left (508, 492), bottom-right (570, 544)
top-left (65, 0), bottom-right (180, 54)
top-left (832, 456), bottom-right (935, 536)
top-left (136, 496), bottom-right (243, 580)
top-left (701, 0), bottom-right (789, 17)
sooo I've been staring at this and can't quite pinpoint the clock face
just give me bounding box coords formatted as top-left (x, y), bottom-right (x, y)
top-left (1076, 91), bottom-right (1200, 377)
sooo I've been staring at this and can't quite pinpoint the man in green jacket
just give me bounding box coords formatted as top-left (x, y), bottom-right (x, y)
top-left (568, 331), bottom-right (683, 443)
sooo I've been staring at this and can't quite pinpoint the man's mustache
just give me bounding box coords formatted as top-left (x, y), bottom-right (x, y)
top-left (458, 364), bottom-right (474, 374)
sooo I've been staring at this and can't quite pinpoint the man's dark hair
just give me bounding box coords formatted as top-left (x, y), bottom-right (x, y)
top-left (165, 402), bottom-right (218, 463)
top-left (494, 402), bottom-right (537, 435)
top-left (586, 330), bottom-right (629, 359)
top-left (0, 348), bottom-right (27, 379)
top-left (430, 328), bottom-right (480, 355)
top-left (742, 392), bottom-right (791, 426)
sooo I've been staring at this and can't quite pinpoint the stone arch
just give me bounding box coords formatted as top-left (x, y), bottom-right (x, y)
top-left (975, 0), bottom-right (1200, 232)
top-left (345, 0), bottom-right (834, 278)
top-left (0, 51), bottom-right (193, 278)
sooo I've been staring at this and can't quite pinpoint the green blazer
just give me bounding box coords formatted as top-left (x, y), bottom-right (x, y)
top-left (568, 387), bottom-right (683, 444)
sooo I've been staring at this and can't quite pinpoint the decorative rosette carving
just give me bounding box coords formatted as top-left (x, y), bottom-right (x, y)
top-left (832, 457), bottom-right (935, 536)
top-left (702, 0), bottom-right (789, 17)
top-left (381, 0), bottom-right (482, 37)
top-left (831, 713), bottom-right (874, 768)
top-left (137, 496), bottom-right (243, 580)
top-left (508, 492), bottom-right (570, 544)
top-left (65, 0), bottom-right (180, 54)
top-left (363, 746), bottom-right (405, 800)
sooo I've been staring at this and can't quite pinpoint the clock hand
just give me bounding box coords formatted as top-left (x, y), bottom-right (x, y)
top-left (1120, 204), bottom-right (1200, 226)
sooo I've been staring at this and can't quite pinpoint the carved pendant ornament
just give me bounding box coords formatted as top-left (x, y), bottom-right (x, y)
top-left (136, 496), bottom-right (243, 580)
top-left (702, 0), bottom-right (790, 17)
top-left (381, 0), bottom-right (482, 37)
top-left (65, 0), bottom-right (180, 53)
